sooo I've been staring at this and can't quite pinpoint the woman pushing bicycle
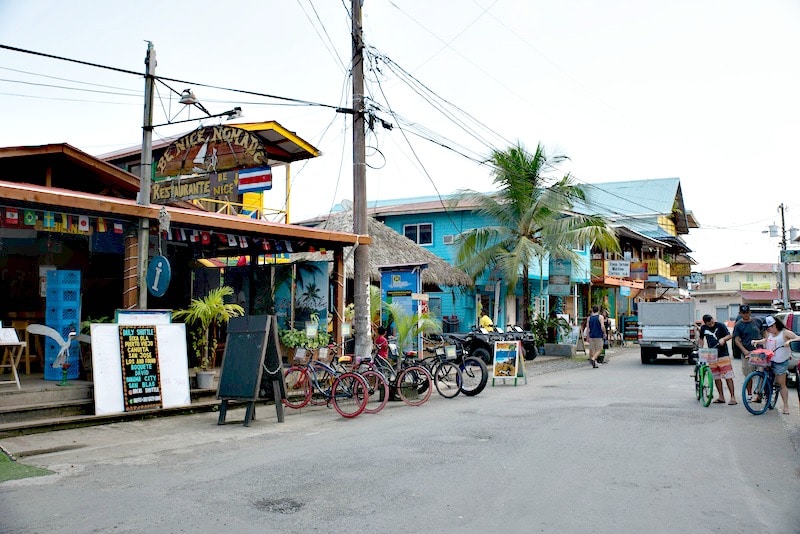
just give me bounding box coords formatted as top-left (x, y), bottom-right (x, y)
top-left (753, 315), bottom-right (798, 415)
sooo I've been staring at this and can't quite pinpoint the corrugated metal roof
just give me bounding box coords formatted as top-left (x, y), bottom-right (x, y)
top-left (576, 178), bottom-right (681, 218)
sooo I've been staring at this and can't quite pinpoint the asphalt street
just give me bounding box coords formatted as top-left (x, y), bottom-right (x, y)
top-left (1, 346), bottom-right (799, 533)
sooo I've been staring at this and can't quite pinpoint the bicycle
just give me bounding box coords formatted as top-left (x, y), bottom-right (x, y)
top-left (693, 348), bottom-right (714, 407)
top-left (741, 349), bottom-right (780, 415)
top-left (282, 350), bottom-right (369, 418)
top-left (424, 334), bottom-right (488, 396)
top-left (337, 351), bottom-right (390, 415)
top-left (367, 350), bottom-right (433, 407)
top-left (420, 346), bottom-right (463, 399)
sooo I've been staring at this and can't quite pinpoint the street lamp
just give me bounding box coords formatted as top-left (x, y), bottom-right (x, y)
top-left (136, 42), bottom-right (242, 309)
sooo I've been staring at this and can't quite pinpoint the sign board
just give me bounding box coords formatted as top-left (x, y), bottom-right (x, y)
top-left (216, 315), bottom-right (285, 426)
top-left (119, 325), bottom-right (162, 411)
top-left (491, 340), bottom-right (526, 385)
top-left (91, 323), bottom-right (190, 415)
top-left (115, 309), bottom-right (173, 325)
top-left (156, 126), bottom-right (270, 177)
top-left (607, 260), bottom-right (630, 278)
top-left (741, 282), bottom-right (771, 290)
top-left (781, 249), bottom-right (800, 263)
top-left (548, 258), bottom-right (572, 296)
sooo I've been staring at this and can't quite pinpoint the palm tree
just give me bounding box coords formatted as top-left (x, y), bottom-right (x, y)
top-left (455, 142), bottom-right (618, 329)
top-left (384, 301), bottom-right (442, 371)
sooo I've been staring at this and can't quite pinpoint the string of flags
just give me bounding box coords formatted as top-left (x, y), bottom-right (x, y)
top-left (1, 207), bottom-right (125, 234)
top-left (1, 206), bottom-right (327, 255)
top-left (165, 228), bottom-right (326, 254)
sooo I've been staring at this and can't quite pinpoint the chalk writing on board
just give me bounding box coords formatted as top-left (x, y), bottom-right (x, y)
top-left (119, 325), bottom-right (163, 411)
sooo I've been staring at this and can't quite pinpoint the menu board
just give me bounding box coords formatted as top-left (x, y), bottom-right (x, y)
top-left (119, 325), bottom-right (162, 411)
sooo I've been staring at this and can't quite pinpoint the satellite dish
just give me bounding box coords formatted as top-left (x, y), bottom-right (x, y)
top-left (341, 199), bottom-right (353, 210)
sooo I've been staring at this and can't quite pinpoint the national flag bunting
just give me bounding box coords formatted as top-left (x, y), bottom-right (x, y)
top-left (96, 217), bottom-right (107, 232)
top-left (237, 166), bottom-right (273, 193)
top-left (23, 210), bottom-right (35, 226)
top-left (78, 215), bottom-right (90, 232)
top-left (228, 234), bottom-right (237, 246)
top-left (113, 222), bottom-right (124, 234)
top-left (201, 232), bottom-right (211, 245)
top-left (43, 212), bottom-right (55, 228)
top-left (61, 213), bottom-right (70, 230)
top-left (5, 208), bottom-right (19, 225)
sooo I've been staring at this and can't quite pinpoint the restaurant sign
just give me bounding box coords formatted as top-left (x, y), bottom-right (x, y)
top-left (151, 171), bottom-right (237, 204)
top-left (155, 125), bottom-right (269, 177)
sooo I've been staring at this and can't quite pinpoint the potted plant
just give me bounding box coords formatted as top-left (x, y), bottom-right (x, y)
top-left (172, 286), bottom-right (245, 388)
top-left (384, 301), bottom-right (442, 370)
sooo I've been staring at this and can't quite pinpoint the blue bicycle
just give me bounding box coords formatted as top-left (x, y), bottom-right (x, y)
top-left (741, 349), bottom-right (780, 415)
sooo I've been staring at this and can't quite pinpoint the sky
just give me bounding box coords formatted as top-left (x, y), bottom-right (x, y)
top-left (1, 0), bottom-right (799, 273)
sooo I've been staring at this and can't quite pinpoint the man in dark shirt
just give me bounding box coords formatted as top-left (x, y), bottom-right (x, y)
top-left (733, 304), bottom-right (763, 399)
top-left (699, 314), bottom-right (735, 404)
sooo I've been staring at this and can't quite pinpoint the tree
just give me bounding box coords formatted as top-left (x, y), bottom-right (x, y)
top-left (455, 142), bottom-right (618, 329)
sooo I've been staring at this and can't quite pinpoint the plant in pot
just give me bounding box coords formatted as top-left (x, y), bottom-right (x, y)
top-left (384, 301), bottom-right (442, 371)
top-left (172, 286), bottom-right (245, 389)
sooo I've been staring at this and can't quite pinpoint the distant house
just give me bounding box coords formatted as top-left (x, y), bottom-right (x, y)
top-left (693, 262), bottom-right (800, 321)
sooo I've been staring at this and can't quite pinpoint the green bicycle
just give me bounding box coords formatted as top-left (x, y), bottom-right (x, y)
top-left (694, 348), bottom-right (715, 407)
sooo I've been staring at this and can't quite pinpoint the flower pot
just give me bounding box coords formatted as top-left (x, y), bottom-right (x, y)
top-left (196, 370), bottom-right (216, 389)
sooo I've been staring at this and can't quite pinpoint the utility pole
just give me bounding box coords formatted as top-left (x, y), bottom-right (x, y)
top-left (778, 203), bottom-right (791, 309)
top-left (137, 41), bottom-right (156, 309)
top-left (352, 0), bottom-right (371, 359)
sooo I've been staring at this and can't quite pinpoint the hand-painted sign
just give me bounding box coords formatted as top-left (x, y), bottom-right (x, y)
top-left (119, 325), bottom-right (162, 411)
top-left (156, 125), bottom-right (269, 177)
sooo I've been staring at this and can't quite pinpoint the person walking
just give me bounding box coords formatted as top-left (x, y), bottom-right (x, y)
top-left (754, 315), bottom-right (799, 414)
top-left (733, 304), bottom-right (763, 400)
top-left (698, 314), bottom-right (736, 405)
top-left (583, 305), bottom-right (606, 368)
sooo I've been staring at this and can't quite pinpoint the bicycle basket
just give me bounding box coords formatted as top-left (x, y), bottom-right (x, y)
top-left (698, 348), bottom-right (717, 363)
top-left (292, 347), bottom-right (310, 364)
top-left (749, 348), bottom-right (773, 368)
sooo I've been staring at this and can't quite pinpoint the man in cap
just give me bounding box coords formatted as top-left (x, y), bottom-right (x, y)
top-left (732, 304), bottom-right (763, 399)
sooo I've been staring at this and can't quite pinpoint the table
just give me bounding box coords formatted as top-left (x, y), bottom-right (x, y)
top-left (0, 342), bottom-right (26, 389)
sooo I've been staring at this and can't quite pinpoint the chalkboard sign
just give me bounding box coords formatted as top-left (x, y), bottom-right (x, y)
top-left (119, 325), bottom-right (163, 411)
top-left (217, 315), bottom-right (284, 426)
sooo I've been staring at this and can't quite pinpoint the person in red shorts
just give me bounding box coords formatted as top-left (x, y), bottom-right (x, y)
top-left (698, 314), bottom-right (736, 405)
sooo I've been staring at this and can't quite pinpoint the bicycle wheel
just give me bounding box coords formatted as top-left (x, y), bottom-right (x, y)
top-left (397, 365), bottom-right (433, 406)
top-left (331, 372), bottom-right (368, 418)
top-left (360, 369), bottom-right (389, 414)
top-left (693, 363), bottom-right (702, 401)
top-left (700, 365), bottom-right (714, 407)
top-left (769, 381), bottom-right (780, 410)
top-left (283, 367), bottom-right (311, 409)
top-left (742, 370), bottom-right (770, 415)
top-left (433, 361), bottom-right (462, 399)
top-left (460, 356), bottom-right (488, 397)
top-left (309, 367), bottom-right (336, 406)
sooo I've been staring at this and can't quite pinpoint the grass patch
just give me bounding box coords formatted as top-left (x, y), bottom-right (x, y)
top-left (0, 449), bottom-right (53, 482)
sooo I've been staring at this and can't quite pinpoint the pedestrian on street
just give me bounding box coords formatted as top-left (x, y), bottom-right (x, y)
top-left (479, 310), bottom-right (494, 331)
top-left (698, 314), bottom-right (736, 405)
top-left (753, 315), bottom-right (798, 414)
top-left (375, 326), bottom-right (389, 359)
top-left (583, 305), bottom-right (606, 368)
top-left (733, 304), bottom-right (763, 399)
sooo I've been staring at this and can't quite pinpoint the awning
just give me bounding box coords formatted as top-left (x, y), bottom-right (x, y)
top-left (740, 289), bottom-right (800, 302)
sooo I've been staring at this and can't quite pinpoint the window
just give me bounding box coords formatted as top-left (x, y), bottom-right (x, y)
top-left (724, 274), bottom-right (730, 283)
top-left (745, 273), bottom-right (753, 281)
top-left (404, 223), bottom-right (433, 245)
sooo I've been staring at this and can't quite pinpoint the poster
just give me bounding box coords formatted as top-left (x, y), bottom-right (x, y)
top-left (492, 340), bottom-right (519, 378)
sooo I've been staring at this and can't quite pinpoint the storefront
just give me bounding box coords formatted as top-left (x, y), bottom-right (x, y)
top-left (0, 143), bottom-right (368, 374)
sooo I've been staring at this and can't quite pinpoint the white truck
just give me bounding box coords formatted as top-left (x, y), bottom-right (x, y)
top-left (637, 301), bottom-right (697, 364)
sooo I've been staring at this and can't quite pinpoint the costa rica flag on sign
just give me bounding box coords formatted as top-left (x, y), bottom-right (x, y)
top-left (237, 166), bottom-right (272, 193)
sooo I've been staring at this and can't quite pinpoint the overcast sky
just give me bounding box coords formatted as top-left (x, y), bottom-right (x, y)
top-left (1, 1), bottom-right (799, 273)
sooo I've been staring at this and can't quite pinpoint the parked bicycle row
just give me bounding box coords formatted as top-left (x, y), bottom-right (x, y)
top-left (280, 341), bottom-right (489, 418)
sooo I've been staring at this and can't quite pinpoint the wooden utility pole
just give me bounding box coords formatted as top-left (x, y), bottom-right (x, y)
top-left (352, 0), bottom-right (371, 359)
top-left (137, 41), bottom-right (156, 309)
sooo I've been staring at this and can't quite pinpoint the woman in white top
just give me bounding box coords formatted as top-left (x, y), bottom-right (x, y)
top-left (754, 315), bottom-right (799, 414)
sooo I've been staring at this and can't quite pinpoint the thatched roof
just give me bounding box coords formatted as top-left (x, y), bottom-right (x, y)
top-left (299, 210), bottom-right (473, 288)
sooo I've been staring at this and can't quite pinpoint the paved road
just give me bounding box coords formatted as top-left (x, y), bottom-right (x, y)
top-left (2, 346), bottom-right (799, 533)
